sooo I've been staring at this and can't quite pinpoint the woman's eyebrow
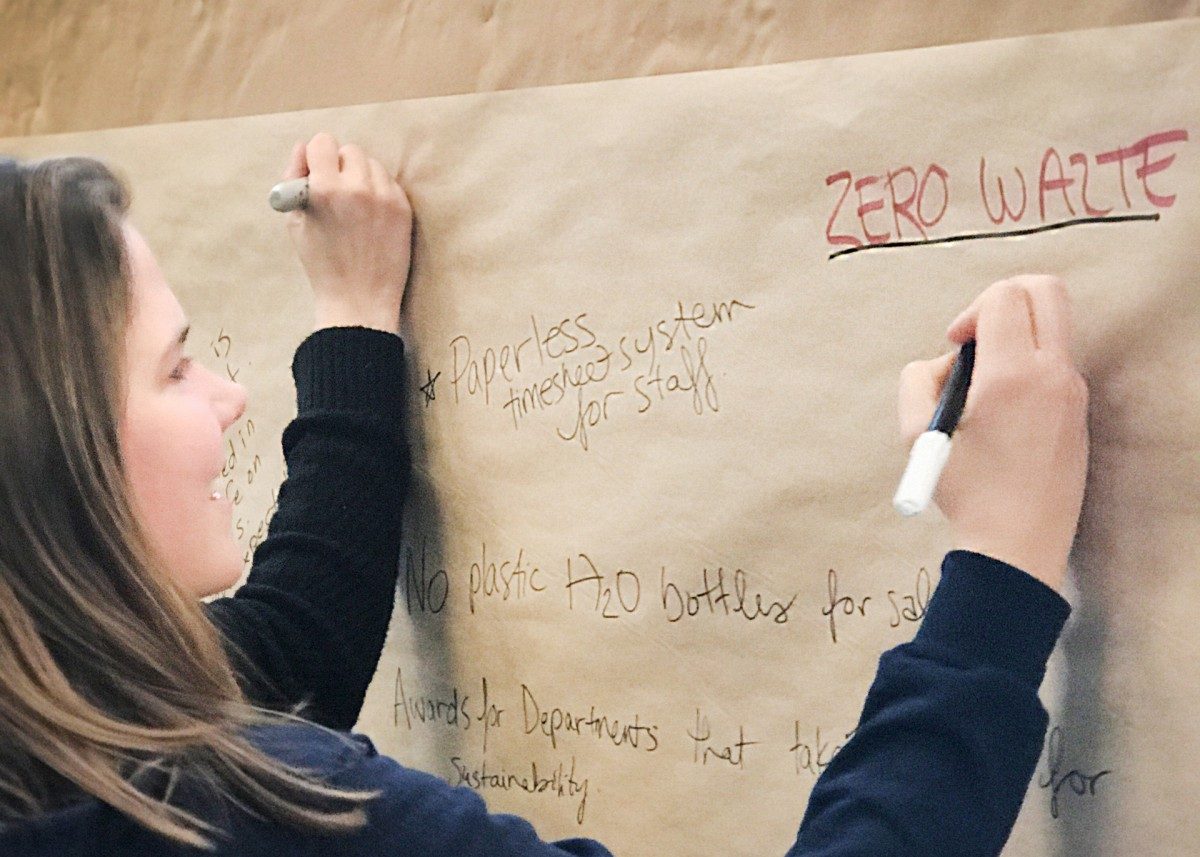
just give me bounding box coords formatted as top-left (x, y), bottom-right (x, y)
top-left (160, 323), bottom-right (190, 365)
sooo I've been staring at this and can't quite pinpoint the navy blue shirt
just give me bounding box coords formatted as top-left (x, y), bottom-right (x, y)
top-left (0, 328), bottom-right (1070, 855)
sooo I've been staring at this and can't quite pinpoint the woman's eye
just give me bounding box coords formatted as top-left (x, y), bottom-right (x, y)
top-left (169, 356), bottom-right (193, 381)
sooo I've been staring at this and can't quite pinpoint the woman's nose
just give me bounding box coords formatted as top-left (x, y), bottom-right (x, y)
top-left (215, 374), bottom-right (248, 430)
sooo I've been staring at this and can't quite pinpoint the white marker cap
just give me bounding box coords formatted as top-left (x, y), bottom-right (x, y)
top-left (893, 430), bottom-right (953, 516)
top-left (269, 177), bottom-right (310, 212)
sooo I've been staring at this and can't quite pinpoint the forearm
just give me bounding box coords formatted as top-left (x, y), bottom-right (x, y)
top-left (788, 551), bottom-right (1070, 856)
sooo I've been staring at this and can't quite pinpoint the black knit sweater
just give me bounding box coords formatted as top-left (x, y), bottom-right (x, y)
top-left (205, 325), bottom-right (409, 730)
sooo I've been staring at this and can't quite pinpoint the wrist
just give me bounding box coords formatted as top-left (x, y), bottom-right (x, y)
top-left (951, 536), bottom-right (1067, 592)
top-left (313, 298), bottom-right (401, 335)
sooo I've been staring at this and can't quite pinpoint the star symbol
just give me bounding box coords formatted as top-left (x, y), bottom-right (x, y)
top-left (419, 368), bottom-right (441, 406)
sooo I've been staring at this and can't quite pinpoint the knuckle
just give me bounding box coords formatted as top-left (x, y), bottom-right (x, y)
top-left (347, 183), bottom-right (374, 204)
top-left (990, 280), bottom-right (1026, 305)
top-left (1071, 371), bottom-right (1089, 405)
top-left (386, 193), bottom-right (409, 215)
top-left (306, 180), bottom-right (330, 206)
top-left (975, 280), bottom-right (1023, 316)
top-left (1040, 364), bottom-right (1084, 403)
top-left (1029, 274), bottom-right (1070, 305)
top-left (1009, 272), bottom-right (1062, 291)
top-left (1048, 364), bottom-right (1075, 390)
top-left (976, 367), bottom-right (1022, 399)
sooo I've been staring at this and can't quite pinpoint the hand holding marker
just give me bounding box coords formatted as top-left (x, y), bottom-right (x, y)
top-left (270, 134), bottom-right (411, 335)
top-left (892, 276), bottom-right (1088, 594)
top-left (894, 340), bottom-right (975, 516)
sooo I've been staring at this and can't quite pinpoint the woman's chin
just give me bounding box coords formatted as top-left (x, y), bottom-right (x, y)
top-left (193, 548), bottom-right (245, 599)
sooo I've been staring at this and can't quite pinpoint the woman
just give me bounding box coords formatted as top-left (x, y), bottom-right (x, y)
top-left (0, 133), bottom-right (1087, 855)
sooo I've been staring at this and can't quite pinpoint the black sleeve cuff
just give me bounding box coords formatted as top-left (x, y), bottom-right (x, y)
top-left (291, 326), bottom-right (406, 420)
top-left (913, 550), bottom-right (1071, 688)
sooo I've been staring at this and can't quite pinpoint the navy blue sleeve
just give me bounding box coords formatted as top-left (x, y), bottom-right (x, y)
top-left (206, 327), bottom-right (410, 731)
top-left (787, 550), bottom-right (1071, 857)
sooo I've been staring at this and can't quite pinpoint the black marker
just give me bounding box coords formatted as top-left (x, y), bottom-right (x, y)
top-left (893, 340), bottom-right (975, 516)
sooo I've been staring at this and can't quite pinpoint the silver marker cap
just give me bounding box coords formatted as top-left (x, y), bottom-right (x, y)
top-left (269, 177), bottom-right (310, 212)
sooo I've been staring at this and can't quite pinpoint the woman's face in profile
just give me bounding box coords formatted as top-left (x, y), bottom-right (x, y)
top-left (116, 223), bottom-right (248, 597)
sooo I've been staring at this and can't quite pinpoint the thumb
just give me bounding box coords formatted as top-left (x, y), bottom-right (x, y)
top-left (898, 350), bottom-right (957, 444)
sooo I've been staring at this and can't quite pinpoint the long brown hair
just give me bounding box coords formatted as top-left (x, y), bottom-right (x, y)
top-left (0, 155), bottom-right (377, 848)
